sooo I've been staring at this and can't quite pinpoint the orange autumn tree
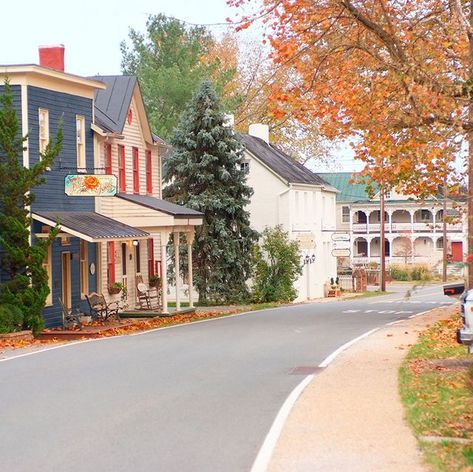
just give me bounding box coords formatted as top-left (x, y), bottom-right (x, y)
top-left (230, 0), bottom-right (472, 284)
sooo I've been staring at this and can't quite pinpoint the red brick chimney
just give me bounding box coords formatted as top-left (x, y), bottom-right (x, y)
top-left (38, 44), bottom-right (65, 72)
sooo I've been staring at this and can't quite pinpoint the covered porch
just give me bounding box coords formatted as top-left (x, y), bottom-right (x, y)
top-left (98, 193), bottom-right (203, 314)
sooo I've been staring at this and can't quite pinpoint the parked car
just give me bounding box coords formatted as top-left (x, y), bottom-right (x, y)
top-left (443, 283), bottom-right (473, 354)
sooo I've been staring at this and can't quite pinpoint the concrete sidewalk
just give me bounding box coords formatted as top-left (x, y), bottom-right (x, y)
top-left (267, 306), bottom-right (455, 472)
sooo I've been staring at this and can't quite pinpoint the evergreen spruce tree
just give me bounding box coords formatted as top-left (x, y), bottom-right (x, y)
top-left (0, 80), bottom-right (62, 334)
top-left (164, 80), bottom-right (257, 304)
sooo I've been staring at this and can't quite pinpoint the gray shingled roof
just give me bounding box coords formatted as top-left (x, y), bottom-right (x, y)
top-left (239, 134), bottom-right (334, 188)
top-left (117, 194), bottom-right (203, 218)
top-left (90, 75), bottom-right (137, 134)
top-left (33, 211), bottom-right (149, 240)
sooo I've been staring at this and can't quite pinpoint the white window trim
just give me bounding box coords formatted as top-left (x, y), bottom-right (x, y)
top-left (39, 108), bottom-right (49, 157)
top-left (80, 240), bottom-right (88, 299)
top-left (43, 245), bottom-right (53, 306)
top-left (76, 115), bottom-right (86, 172)
top-left (342, 206), bottom-right (350, 223)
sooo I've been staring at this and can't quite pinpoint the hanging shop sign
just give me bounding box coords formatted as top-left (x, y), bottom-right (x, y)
top-left (332, 248), bottom-right (351, 257)
top-left (331, 232), bottom-right (350, 242)
top-left (65, 174), bottom-right (117, 197)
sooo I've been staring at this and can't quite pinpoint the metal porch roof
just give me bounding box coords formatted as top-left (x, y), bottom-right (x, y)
top-left (33, 211), bottom-right (149, 242)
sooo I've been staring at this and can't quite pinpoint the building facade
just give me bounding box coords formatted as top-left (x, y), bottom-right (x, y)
top-left (320, 172), bottom-right (466, 271)
top-left (241, 124), bottom-right (338, 301)
top-left (0, 46), bottom-right (202, 327)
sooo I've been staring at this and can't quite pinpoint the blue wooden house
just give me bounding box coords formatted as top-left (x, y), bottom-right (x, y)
top-left (0, 46), bottom-right (148, 327)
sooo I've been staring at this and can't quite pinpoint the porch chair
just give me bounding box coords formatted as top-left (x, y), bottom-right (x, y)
top-left (135, 275), bottom-right (160, 310)
top-left (58, 297), bottom-right (82, 329)
top-left (85, 293), bottom-right (120, 322)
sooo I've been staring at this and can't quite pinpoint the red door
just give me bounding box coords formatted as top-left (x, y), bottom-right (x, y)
top-left (451, 241), bottom-right (463, 262)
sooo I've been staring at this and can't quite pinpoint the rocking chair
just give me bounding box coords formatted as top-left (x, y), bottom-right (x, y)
top-left (85, 293), bottom-right (120, 322)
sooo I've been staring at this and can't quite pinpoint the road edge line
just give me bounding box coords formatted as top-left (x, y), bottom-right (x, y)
top-left (251, 374), bottom-right (314, 472)
top-left (319, 328), bottom-right (380, 368)
top-left (251, 326), bottom-right (381, 472)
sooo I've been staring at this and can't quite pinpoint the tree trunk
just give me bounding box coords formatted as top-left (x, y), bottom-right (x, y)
top-left (468, 1), bottom-right (473, 289)
top-left (380, 187), bottom-right (386, 292)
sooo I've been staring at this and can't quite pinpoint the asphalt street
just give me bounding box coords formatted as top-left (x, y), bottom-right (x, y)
top-left (0, 283), bottom-right (454, 472)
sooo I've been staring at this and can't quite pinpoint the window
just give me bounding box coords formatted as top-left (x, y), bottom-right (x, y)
top-left (240, 161), bottom-right (250, 174)
top-left (105, 144), bottom-right (112, 175)
top-left (42, 245), bottom-right (52, 306)
top-left (39, 108), bottom-right (49, 156)
top-left (80, 240), bottom-right (88, 298)
top-left (76, 115), bottom-right (86, 171)
top-left (133, 147), bottom-right (139, 194)
top-left (342, 206), bottom-right (350, 223)
top-left (147, 238), bottom-right (155, 277)
top-left (107, 241), bottom-right (116, 287)
top-left (146, 150), bottom-right (153, 194)
top-left (421, 209), bottom-right (431, 221)
top-left (118, 145), bottom-right (126, 192)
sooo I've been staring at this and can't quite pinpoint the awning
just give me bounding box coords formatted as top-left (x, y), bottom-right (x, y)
top-left (33, 211), bottom-right (149, 242)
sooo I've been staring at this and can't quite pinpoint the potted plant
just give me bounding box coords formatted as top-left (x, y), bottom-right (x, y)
top-left (108, 282), bottom-right (123, 295)
top-left (149, 275), bottom-right (161, 288)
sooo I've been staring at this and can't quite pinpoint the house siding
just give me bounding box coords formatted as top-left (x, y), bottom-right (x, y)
top-left (28, 86), bottom-right (95, 212)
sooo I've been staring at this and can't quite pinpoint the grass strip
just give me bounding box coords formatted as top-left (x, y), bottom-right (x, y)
top-left (399, 310), bottom-right (473, 471)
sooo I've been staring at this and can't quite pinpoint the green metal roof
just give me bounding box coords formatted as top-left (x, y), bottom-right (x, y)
top-left (317, 172), bottom-right (375, 202)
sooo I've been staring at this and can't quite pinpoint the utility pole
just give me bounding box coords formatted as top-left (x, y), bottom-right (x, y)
top-left (442, 182), bottom-right (448, 283)
top-left (380, 186), bottom-right (386, 292)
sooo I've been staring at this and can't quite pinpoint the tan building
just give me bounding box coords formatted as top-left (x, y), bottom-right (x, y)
top-left (92, 76), bottom-right (202, 312)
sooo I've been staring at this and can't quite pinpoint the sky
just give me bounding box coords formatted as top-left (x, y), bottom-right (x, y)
top-left (2, 0), bottom-right (361, 172)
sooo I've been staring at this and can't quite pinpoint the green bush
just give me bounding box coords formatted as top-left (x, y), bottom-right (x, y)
top-left (389, 264), bottom-right (410, 281)
top-left (0, 304), bottom-right (24, 334)
top-left (411, 264), bottom-right (432, 281)
top-left (389, 264), bottom-right (433, 281)
top-left (251, 226), bottom-right (302, 303)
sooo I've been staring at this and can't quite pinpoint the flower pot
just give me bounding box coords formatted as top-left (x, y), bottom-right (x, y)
top-left (108, 287), bottom-right (122, 295)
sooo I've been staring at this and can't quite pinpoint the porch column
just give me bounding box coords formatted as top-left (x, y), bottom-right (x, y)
top-left (186, 231), bottom-right (195, 308)
top-left (367, 237), bottom-right (371, 259)
top-left (174, 231), bottom-right (181, 312)
top-left (160, 231), bottom-right (171, 314)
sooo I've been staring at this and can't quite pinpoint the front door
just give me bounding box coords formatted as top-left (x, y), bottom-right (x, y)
top-left (61, 252), bottom-right (71, 309)
top-left (451, 241), bottom-right (463, 262)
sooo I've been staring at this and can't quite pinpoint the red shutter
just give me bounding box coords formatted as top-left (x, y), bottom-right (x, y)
top-left (147, 238), bottom-right (155, 277)
top-left (105, 144), bottom-right (112, 174)
top-left (133, 147), bottom-right (139, 194)
top-left (146, 150), bottom-right (153, 194)
top-left (108, 241), bottom-right (116, 286)
top-left (118, 145), bottom-right (126, 192)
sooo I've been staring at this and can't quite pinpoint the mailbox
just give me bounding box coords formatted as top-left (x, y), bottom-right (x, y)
top-left (459, 289), bottom-right (473, 354)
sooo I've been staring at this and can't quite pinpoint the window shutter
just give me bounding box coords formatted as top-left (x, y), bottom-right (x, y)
top-left (146, 150), bottom-right (153, 194)
top-left (133, 147), bottom-right (139, 194)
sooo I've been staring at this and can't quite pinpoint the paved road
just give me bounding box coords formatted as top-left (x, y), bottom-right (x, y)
top-left (0, 283), bottom-right (454, 472)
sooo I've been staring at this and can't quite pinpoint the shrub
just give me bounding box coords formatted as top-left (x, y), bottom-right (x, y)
top-left (251, 226), bottom-right (302, 303)
top-left (0, 304), bottom-right (24, 334)
top-left (410, 264), bottom-right (432, 281)
top-left (389, 264), bottom-right (410, 281)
